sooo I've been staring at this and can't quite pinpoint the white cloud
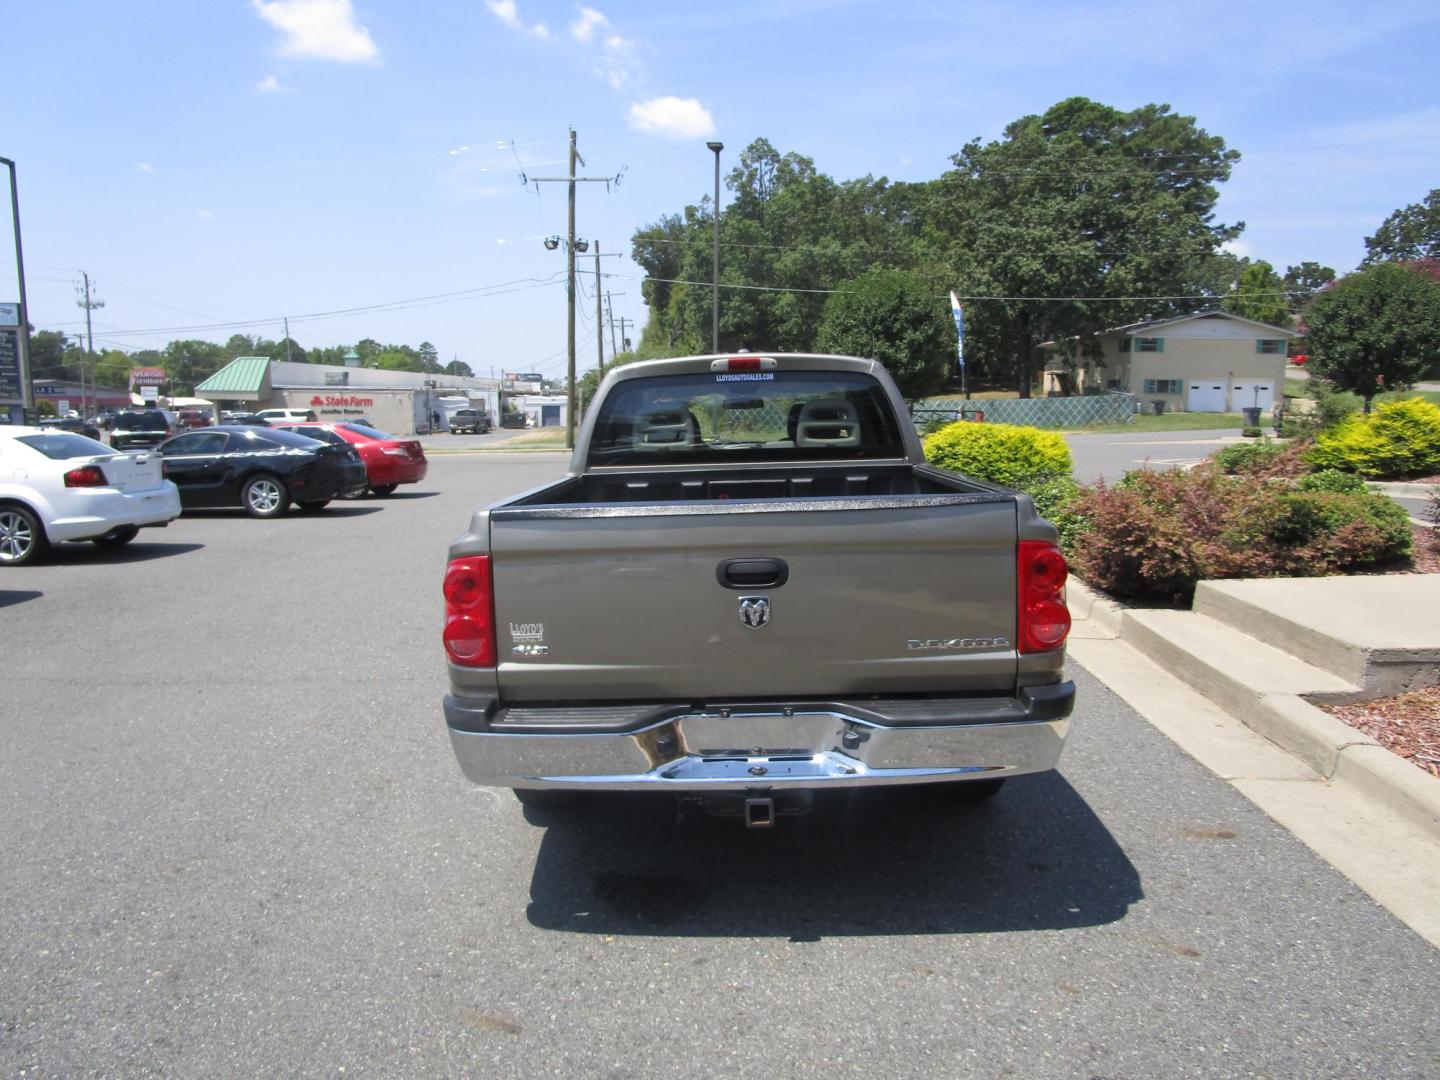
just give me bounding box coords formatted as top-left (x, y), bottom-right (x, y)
top-left (256, 73), bottom-right (295, 93)
top-left (628, 97), bottom-right (716, 139)
top-left (570, 6), bottom-right (608, 42)
top-left (252, 0), bottom-right (379, 63)
top-left (136, 162), bottom-right (156, 174)
top-left (596, 33), bottom-right (638, 88)
top-left (1221, 239), bottom-right (1254, 259)
top-left (485, 0), bottom-right (549, 37)
top-left (197, 209), bottom-right (216, 221)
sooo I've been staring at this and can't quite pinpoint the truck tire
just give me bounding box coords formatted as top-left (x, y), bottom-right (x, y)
top-left (948, 778), bottom-right (1006, 802)
top-left (514, 789), bottom-right (580, 810)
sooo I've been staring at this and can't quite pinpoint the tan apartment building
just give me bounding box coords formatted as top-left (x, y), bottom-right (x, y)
top-left (1043, 311), bottom-right (1295, 413)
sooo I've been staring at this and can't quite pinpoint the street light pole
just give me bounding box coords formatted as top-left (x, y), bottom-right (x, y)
top-left (566, 129), bottom-right (578, 450)
top-left (1, 156), bottom-right (34, 414)
top-left (593, 241), bottom-right (605, 378)
top-left (706, 141), bottom-right (723, 353)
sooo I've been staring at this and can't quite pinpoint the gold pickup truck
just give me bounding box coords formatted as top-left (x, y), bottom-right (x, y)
top-left (442, 354), bottom-right (1074, 827)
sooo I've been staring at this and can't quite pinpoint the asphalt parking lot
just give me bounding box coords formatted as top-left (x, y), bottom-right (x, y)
top-left (3, 454), bottom-right (1438, 1078)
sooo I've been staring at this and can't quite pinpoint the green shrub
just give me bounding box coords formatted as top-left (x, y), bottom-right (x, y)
top-left (1305, 397), bottom-right (1440, 478)
top-left (922, 421), bottom-right (1072, 490)
top-left (1025, 476), bottom-right (1089, 554)
top-left (1069, 468), bottom-right (1411, 601)
top-left (1280, 385), bottom-right (1355, 439)
top-left (1295, 469), bottom-right (1368, 494)
top-left (1242, 425), bottom-right (1263, 438)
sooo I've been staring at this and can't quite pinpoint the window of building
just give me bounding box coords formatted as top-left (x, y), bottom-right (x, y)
top-left (1143, 379), bottom-right (1183, 395)
top-left (1118, 337), bottom-right (1132, 353)
top-left (1256, 339), bottom-right (1285, 354)
top-left (1135, 337), bottom-right (1164, 353)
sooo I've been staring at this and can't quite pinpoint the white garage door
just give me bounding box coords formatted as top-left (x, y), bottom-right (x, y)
top-left (1187, 380), bottom-right (1226, 412)
top-left (1231, 379), bottom-right (1275, 412)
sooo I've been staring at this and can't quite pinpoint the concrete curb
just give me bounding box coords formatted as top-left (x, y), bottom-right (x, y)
top-left (1368, 481), bottom-right (1438, 496)
top-left (1067, 576), bottom-right (1440, 843)
top-left (1065, 579), bottom-right (1125, 638)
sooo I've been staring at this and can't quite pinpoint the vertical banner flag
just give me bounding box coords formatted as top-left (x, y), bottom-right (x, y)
top-left (949, 291), bottom-right (965, 373)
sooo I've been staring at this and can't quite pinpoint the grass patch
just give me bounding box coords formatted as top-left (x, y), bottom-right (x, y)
top-left (496, 429), bottom-right (570, 449)
top-left (1285, 378), bottom-right (1440, 409)
top-left (1075, 412), bottom-right (1248, 434)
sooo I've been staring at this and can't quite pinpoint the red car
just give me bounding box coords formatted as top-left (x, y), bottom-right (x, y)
top-left (278, 421), bottom-right (427, 496)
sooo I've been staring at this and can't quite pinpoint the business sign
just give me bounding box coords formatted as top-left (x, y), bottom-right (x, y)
top-left (0, 302), bottom-right (19, 328)
top-left (502, 372), bottom-right (545, 393)
top-left (0, 328), bottom-right (21, 400)
top-left (308, 394), bottom-right (374, 408)
top-left (130, 366), bottom-right (168, 388)
top-left (57, 399), bottom-right (70, 416)
top-left (141, 386), bottom-right (158, 403)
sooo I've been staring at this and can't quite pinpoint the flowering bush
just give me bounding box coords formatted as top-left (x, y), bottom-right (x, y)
top-left (1068, 466), bottom-right (1411, 601)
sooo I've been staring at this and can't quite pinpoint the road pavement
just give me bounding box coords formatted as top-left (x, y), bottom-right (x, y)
top-left (1063, 428), bottom-right (1247, 484)
top-left (2, 456), bottom-right (1437, 1077)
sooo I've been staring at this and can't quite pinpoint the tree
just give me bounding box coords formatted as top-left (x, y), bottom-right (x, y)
top-left (1282, 261), bottom-right (1336, 311)
top-left (814, 269), bottom-right (953, 396)
top-left (932, 98), bottom-right (1241, 395)
top-left (1223, 260), bottom-right (1289, 326)
top-left (444, 359), bottom-right (473, 377)
top-left (161, 339), bottom-right (227, 394)
top-left (1363, 189), bottom-right (1440, 265)
top-left (1305, 262), bottom-right (1440, 412)
top-left (417, 341), bottom-right (441, 374)
top-left (28, 330), bottom-right (71, 381)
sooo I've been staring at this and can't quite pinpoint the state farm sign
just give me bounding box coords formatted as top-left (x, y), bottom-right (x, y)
top-left (309, 395), bottom-right (374, 408)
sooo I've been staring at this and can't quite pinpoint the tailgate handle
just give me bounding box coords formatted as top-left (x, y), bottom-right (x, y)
top-left (717, 558), bottom-right (788, 589)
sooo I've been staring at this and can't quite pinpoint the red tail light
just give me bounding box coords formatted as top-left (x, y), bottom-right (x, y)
top-left (1017, 540), bottom-right (1071, 653)
top-left (443, 555), bottom-right (496, 667)
top-left (64, 465), bottom-right (107, 488)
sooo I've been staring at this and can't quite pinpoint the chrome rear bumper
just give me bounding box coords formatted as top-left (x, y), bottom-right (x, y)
top-left (445, 685), bottom-right (1072, 792)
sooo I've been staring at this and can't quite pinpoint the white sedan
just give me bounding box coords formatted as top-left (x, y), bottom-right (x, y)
top-left (0, 426), bottom-right (182, 566)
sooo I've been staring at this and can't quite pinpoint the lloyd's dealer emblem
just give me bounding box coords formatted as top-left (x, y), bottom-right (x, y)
top-left (738, 596), bottom-right (771, 630)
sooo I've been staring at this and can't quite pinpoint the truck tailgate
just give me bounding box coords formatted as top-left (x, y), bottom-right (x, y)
top-left (488, 496), bottom-right (1017, 701)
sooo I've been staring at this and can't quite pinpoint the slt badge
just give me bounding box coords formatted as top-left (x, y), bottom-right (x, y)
top-left (738, 596), bottom-right (771, 630)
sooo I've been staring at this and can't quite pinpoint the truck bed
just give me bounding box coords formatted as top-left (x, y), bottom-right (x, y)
top-left (501, 463), bottom-right (1000, 507)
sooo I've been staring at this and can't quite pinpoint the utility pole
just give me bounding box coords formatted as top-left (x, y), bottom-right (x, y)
top-left (617, 316), bottom-right (634, 353)
top-left (706, 141), bottom-right (724, 352)
top-left (605, 292), bottom-right (619, 359)
top-left (76, 271), bottom-right (104, 418)
top-left (593, 241), bottom-right (605, 377)
top-left (283, 317), bottom-right (293, 363)
top-left (523, 128), bottom-right (617, 449)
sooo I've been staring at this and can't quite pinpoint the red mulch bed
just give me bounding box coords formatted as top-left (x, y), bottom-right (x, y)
top-left (1319, 686), bottom-right (1440, 780)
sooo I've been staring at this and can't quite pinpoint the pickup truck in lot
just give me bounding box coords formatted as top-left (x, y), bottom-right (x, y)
top-left (442, 353), bottom-right (1074, 826)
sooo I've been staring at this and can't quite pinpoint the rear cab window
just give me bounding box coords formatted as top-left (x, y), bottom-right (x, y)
top-left (14, 433), bottom-right (113, 459)
top-left (585, 369), bottom-right (906, 468)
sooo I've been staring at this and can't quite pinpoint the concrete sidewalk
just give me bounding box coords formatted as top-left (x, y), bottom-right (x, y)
top-left (1068, 572), bottom-right (1440, 945)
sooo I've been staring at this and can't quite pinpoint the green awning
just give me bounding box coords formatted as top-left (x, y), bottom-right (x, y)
top-left (196, 356), bottom-right (271, 400)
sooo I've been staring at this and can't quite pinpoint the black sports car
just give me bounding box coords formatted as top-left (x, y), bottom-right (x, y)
top-left (158, 426), bottom-right (369, 517)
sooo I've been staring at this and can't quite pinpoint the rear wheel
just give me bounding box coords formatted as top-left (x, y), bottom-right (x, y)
top-left (0, 505), bottom-right (47, 566)
top-left (514, 789), bottom-right (580, 810)
top-left (297, 500), bottom-right (330, 512)
top-left (369, 484), bottom-right (397, 497)
top-left (242, 474), bottom-right (290, 518)
top-left (93, 525), bottom-right (140, 548)
top-left (947, 778), bottom-right (1006, 802)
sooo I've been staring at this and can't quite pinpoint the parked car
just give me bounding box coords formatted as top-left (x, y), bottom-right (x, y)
top-left (39, 416), bottom-right (102, 441)
top-left (109, 409), bottom-right (177, 451)
top-left (277, 421), bottom-right (427, 496)
top-left (223, 413), bottom-right (271, 426)
top-left (177, 409), bottom-right (213, 429)
top-left (0, 427), bottom-right (181, 566)
top-left (255, 407), bottom-right (317, 426)
top-left (158, 426), bottom-right (368, 517)
top-left (449, 408), bottom-right (491, 434)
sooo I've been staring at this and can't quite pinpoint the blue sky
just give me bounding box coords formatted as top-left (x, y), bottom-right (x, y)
top-left (3, 0), bottom-right (1438, 382)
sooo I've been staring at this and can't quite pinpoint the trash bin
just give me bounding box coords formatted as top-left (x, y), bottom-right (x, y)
top-left (1151, 400), bottom-right (1166, 416)
top-left (1241, 406), bottom-right (1262, 427)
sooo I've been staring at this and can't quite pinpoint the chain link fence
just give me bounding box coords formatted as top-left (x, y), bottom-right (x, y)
top-left (912, 393), bottom-right (1137, 430)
